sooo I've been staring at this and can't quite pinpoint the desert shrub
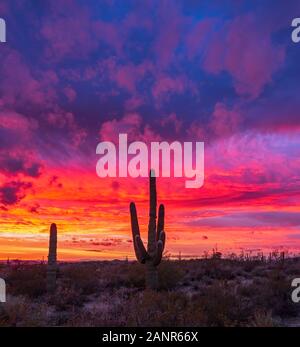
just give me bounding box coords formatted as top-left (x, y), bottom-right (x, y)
top-left (284, 259), bottom-right (300, 276)
top-left (158, 260), bottom-right (184, 290)
top-left (2, 258), bottom-right (300, 327)
top-left (254, 268), bottom-right (298, 317)
top-left (192, 281), bottom-right (252, 326)
top-left (126, 291), bottom-right (192, 326)
top-left (48, 286), bottom-right (84, 311)
top-left (267, 269), bottom-right (298, 316)
top-left (251, 266), bottom-right (267, 277)
top-left (0, 296), bottom-right (48, 327)
top-left (243, 260), bottom-right (261, 273)
top-left (60, 265), bottom-right (99, 295)
top-left (249, 310), bottom-right (276, 327)
top-left (124, 260), bottom-right (184, 290)
top-left (237, 283), bottom-right (258, 298)
top-left (6, 265), bottom-right (46, 298)
top-left (202, 260), bottom-right (236, 280)
top-left (125, 262), bottom-right (145, 288)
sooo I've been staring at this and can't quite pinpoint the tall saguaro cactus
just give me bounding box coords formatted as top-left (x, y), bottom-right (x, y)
top-left (130, 170), bottom-right (166, 290)
top-left (47, 223), bottom-right (57, 293)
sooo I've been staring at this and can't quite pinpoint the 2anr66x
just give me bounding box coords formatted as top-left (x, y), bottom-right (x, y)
top-left (146, 331), bottom-right (198, 342)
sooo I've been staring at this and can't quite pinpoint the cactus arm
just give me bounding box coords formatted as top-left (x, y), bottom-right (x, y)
top-left (130, 202), bottom-right (148, 263)
top-left (152, 240), bottom-right (164, 266)
top-left (135, 235), bottom-right (148, 263)
top-left (156, 204), bottom-right (164, 241)
top-left (130, 202), bottom-right (140, 238)
top-left (152, 230), bottom-right (166, 266)
top-left (158, 230), bottom-right (166, 250)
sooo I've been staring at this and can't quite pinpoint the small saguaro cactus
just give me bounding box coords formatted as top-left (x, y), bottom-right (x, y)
top-left (130, 170), bottom-right (166, 290)
top-left (46, 223), bottom-right (57, 293)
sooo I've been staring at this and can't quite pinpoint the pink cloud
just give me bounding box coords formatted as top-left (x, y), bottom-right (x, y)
top-left (113, 61), bottom-right (153, 93)
top-left (124, 95), bottom-right (145, 111)
top-left (154, 1), bottom-right (187, 66)
top-left (93, 21), bottom-right (123, 55)
top-left (152, 74), bottom-right (195, 104)
top-left (99, 113), bottom-right (161, 144)
top-left (186, 19), bottom-right (216, 59)
top-left (0, 49), bottom-right (58, 107)
top-left (63, 86), bottom-right (77, 102)
top-left (41, 1), bottom-right (126, 61)
top-left (41, 2), bottom-right (97, 60)
top-left (47, 110), bottom-right (87, 147)
top-left (0, 110), bottom-right (37, 133)
top-left (203, 14), bottom-right (285, 98)
top-left (0, 2), bottom-right (8, 14)
top-left (210, 102), bottom-right (241, 137)
top-left (160, 113), bottom-right (183, 134)
top-left (99, 113), bottom-right (142, 143)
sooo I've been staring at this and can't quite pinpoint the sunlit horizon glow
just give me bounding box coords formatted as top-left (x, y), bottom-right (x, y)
top-left (0, 1), bottom-right (300, 261)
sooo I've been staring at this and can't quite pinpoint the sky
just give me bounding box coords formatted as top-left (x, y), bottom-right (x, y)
top-left (0, 0), bottom-right (300, 261)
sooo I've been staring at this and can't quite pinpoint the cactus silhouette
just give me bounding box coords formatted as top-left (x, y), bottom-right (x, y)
top-left (46, 223), bottom-right (57, 293)
top-left (130, 170), bottom-right (166, 290)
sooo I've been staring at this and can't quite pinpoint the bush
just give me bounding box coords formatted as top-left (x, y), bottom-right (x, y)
top-left (158, 260), bottom-right (184, 290)
top-left (192, 281), bottom-right (251, 326)
top-left (61, 265), bottom-right (99, 295)
top-left (249, 310), bottom-right (276, 327)
top-left (126, 291), bottom-right (191, 326)
top-left (6, 265), bottom-right (46, 298)
top-left (0, 296), bottom-right (48, 327)
top-left (125, 263), bottom-right (145, 288)
top-left (48, 286), bottom-right (84, 311)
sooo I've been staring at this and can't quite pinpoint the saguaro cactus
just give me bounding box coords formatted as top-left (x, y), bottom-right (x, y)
top-left (47, 223), bottom-right (57, 293)
top-left (130, 170), bottom-right (166, 290)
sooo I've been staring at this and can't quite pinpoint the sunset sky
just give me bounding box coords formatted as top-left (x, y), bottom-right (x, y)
top-left (0, 0), bottom-right (300, 261)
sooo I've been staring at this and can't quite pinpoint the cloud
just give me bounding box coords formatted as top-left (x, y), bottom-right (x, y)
top-left (188, 211), bottom-right (300, 229)
top-left (63, 86), bottom-right (77, 102)
top-left (113, 62), bottom-right (153, 93)
top-left (209, 102), bottom-right (241, 137)
top-left (41, 1), bottom-right (98, 60)
top-left (0, 153), bottom-right (42, 178)
top-left (203, 14), bottom-right (285, 98)
top-left (153, 0), bottom-right (187, 67)
top-left (0, 49), bottom-right (58, 107)
top-left (0, 181), bottom-right (32, 206)
top-left (99, 113), bottom-right (161, 143)
top-left (152, 75), bottom-right (195, 105)
top-left (186, 19), bottom-right (216, 59)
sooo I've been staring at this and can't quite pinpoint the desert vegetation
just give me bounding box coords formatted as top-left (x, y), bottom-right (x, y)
top-left (0, 255), bottom-right (299, 327)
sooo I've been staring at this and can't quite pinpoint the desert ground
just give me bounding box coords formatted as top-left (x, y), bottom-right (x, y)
top-left (0, 254), bottom-right (300, 327)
